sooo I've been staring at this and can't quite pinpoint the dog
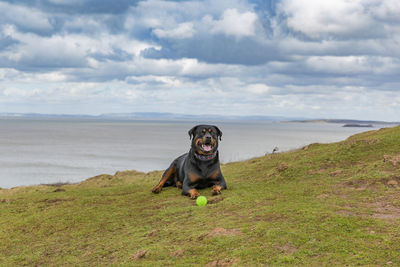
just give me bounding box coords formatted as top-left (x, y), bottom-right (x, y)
top-left (152, 125), bottom-right (227, 199)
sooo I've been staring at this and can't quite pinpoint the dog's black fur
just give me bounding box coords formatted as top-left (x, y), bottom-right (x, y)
top-left (152, 125), bottom-right (227, 199)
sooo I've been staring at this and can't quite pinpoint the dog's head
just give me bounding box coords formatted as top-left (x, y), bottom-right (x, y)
top-left (188, 125), bottom-right (222, 156)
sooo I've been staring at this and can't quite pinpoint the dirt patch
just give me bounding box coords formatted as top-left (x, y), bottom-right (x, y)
top-left (380, 177), bottom-right (400, 188)
top-left (40, 198), bottom-right (75, 204)
top-left (207, 227), bottom-right (242, 237)
top-left (208, 196), bottom-right (224, 205)
top-left (275, 244), bottom-right (298, 254)
top-left (130, 250), bottom-right (146, 260)
top-left (343, 177), bottom-right (400, 190)
top-left (308, 169), bottom-right (327, 175)
top-left (336, 206), bottom-right (359, 217)
top-left (1, 198), bottom-right (15, 203)
top-left (342, 179), bottom-right (370, 190)
top-left (172, 249), bottom-right (184, 257)
top-left (330, 170), bottom-right (343, 176)
top-left (383, 154), bottom-right (400, 167)
top-left (146, 229), bottom-right (158, 237)
top-left (337, 210), bottom-right (358, 216)
top-left (309, 162), bottom-right (338, 175)
top-left (276, 163), bottom-right (289, 172)
top-left (372, 202), bottom-right (400, 220)
top-left (53, 188), bottom-right (66, 192)
top-left (387, 180), bottom-right (399, 187)
top-left (204, 258), bottom-right (240, 267)
top-left (302, 145), bottom-right (310, 151)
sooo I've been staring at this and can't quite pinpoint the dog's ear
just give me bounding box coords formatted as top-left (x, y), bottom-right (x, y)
top-left (213, 126), bottom-right (223, 141)
top-left (188, 125), bottom-right (198, 140)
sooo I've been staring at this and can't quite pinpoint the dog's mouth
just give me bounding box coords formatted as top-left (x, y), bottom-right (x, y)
top-left (201, 143), bottom-right (214, 152)
top-left (196, 139), bottom-right (215, 153)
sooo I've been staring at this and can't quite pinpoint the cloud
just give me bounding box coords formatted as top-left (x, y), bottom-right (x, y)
top-left (153, 22), bottom-right (195, 39)
top-left (0, 24), bottom-right (158, 70)
top-left (0, 0), bottom-right (400, 120)
top-left (277, 0), bottom-right (400, 41)
top-left (246, 83), bottom-right (270, 94)
top-left (279, 0), bottom-right (373, 39)
top-left (0, 2), bottom-right (53, 34)
top-left (205, 8), bottom-right (258, 38)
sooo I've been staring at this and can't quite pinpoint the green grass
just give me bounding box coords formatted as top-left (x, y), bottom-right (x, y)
top-left (1, 126), bottom-right (400, 266)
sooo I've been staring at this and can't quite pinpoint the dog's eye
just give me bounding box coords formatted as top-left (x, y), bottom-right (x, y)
top-left (208, 129), bottom-right (212, 132)
top-left (202, 129), bottom-right (206, 133)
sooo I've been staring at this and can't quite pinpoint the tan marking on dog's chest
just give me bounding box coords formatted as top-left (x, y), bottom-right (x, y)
top-left (208, 169), bottom-right (220, 180)
top-left (188, 171), bottom-right (201, 183)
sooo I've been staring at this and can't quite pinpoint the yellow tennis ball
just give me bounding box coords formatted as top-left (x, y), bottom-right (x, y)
top-left (196, 196), bottom-right (207, 206)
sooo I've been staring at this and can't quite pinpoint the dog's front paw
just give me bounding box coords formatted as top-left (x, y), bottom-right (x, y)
top-left (211, 185), bottom-right (222, 195)
top-left (188, 189), bottom-right (200, 199)
top-left (152, 186), bottom-right (162, 194)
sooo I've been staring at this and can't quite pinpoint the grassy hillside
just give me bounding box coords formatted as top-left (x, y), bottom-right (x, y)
top-left (1, 126), bottom-right (400, 266)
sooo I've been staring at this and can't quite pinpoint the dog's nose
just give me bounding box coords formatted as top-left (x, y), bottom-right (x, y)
top-left (206, 136), bottom-right (211, 143)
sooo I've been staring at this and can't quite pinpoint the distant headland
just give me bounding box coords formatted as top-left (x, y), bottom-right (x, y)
top-left (343, 123), bottom-right (374, 128)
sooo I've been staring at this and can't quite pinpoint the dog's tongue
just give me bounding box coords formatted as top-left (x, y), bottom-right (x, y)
top-left (203, 144), bottom-right (212, 152)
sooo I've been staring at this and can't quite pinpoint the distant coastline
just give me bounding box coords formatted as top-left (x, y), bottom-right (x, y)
top-left (343, 123), bottom-right (374, 128)
top-left (0, 112), bottom-right (292, 122)
top-left (0, 112), bottom-right (398, 125)
top-left (291, 119), bottom-right (399, 125)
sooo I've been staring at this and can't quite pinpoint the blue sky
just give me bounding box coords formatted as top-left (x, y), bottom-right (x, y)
top-left (0, 0), bottom-right (399, 120)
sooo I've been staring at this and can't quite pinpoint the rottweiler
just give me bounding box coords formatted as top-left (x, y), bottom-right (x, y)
top-left (152, 125), bottom-right (227, 199)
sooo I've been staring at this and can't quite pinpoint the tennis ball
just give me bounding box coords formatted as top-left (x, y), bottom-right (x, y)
top-left (196, 196), bottom-right (207, 206)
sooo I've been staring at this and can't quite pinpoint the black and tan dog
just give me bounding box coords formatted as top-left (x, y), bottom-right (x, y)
top-left (152, 125), bottom-right (227, 199)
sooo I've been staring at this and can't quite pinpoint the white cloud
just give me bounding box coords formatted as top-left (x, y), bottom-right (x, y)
top-left (304, 55), bottom-right (400, 75)
top-left (0, 2), bottom-right (53, 32)
top-left (153, 22), bottom-right (195, 39)
top-left (126, 75), bottom-right (182, 87)
top-left (372, 0), bottom-right (400, 22)
top-left (279, 0), bottom-right (375, 39)
top-left (0, 25), bottom-right (158, 68)
top-left (205, 8), bottom-right (258, 38)
top-left (246, 83), bottom-right (270, 94)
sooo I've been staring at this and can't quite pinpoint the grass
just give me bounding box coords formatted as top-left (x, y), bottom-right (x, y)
top-left (1, 126), bottom-right (400, 266)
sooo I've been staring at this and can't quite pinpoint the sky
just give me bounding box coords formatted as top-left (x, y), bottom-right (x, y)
top-left (0, 0), bottom-right (399, 121)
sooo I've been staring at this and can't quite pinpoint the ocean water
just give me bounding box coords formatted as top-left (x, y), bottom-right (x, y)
top-left (0, 118), bottom-right (379, 188)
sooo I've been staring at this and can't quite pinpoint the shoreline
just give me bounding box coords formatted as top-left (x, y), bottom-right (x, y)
top-left (0, 130), bottom-right (372, 191)
top-left (1, 122), bottom-right (394, 190)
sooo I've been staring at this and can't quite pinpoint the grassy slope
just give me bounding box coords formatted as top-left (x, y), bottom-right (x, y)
top-left (1, 126), bottom-right (400, 266)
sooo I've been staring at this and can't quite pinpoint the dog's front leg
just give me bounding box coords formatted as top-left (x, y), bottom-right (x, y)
top-left (181, 173), bottom-right (201, 199)
top-left (211, 173), bottom-right (227, 195)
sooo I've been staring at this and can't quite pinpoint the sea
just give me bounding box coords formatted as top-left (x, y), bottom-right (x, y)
top-left (0, 117), bottom-right (385, 188)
